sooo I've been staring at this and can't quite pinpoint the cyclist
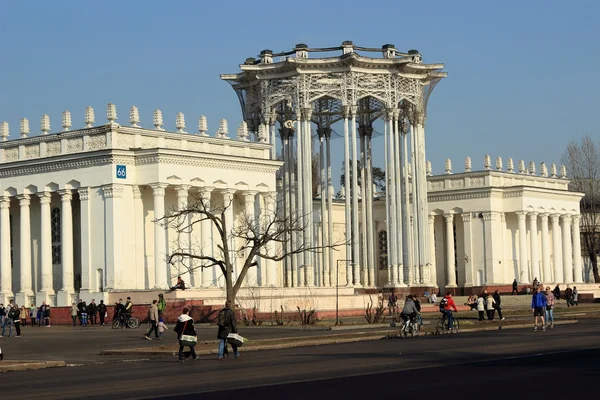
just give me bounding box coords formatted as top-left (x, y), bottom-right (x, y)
top-left (440, 292), bottom-right (458, 332)
top-left (400, 295), bottom-right (419, 325)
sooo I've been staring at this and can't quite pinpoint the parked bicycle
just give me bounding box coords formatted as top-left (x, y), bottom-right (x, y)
top-left (436, 311), bottom-right (459, 334)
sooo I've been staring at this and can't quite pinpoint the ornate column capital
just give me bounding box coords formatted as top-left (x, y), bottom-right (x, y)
top-left (77, 187), bottom-right (91, 201)
top-left (515, 211), bottom-right (527, 220)
top-left (58, 189), bottom-right (73, 202)
top-left (443, 212), bottom-right (454, 222)
top-left (301, 107), bottom-right (313, 121)
top-left (342, 105), bottom-right (350, 119)
top-left (349, 105), bottom-right (358, 117)
top-left (461, 213), bottom-right (471, 223)
top-left (242, 190), bottom-right (258, 203)
top-left (539, 212), bottom-right (550, 219)
top-left (561, 214), bottom-right (572, 224)
top-left (132, 185), bottom-right (143, 199)
top-left (482, 212), bottom-right (500, 221)
top-left (174, 184), bottom-right (191, 196)
top-left (149, 183), bottom-right (168, 197)
top-left (17, 194), bottom-right (31, 206)
top-left (428, 213), bottom-right (436, 223)
top-left (197, 186), bottom-right (214, 200)
top-left (38, 192), bottom-right (52, 204)
top-left (572, 214), bottom-right (581, 225)
top-left (102, 185), bottom-right (124, 199)
top-left (550, 213), bottom-right (561, 223)
top-left (218, 188), bottom-right (237, 204)
top-left (528, 211), bottom-right (539, 219)
top-left (0, 196), bottom-right (10, 209)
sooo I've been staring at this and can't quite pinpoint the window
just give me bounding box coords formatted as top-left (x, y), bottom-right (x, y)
top-left (51, 207), bottom-right (61, 264)
top-left (378, 230), bottom-right (388, 270)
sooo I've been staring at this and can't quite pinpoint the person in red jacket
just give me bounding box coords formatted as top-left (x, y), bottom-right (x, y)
top-left (441, 292), bottom-right (459, 331)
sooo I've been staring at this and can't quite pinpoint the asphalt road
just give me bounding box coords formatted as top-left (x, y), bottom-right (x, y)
top-left (2, 319), bottom-right (599, 399)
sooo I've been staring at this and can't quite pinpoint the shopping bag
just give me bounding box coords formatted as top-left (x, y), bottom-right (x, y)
top-left (226, 333), bottom-right (245, 347)
top-left (180, 334), bottom-right (197, 347)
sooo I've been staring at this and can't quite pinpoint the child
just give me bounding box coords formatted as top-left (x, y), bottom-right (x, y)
top-left (158, 318), bottom-right (168, 339)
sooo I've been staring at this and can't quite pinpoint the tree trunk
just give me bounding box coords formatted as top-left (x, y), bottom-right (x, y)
top-left (226, 270), bottom-right (235, 304)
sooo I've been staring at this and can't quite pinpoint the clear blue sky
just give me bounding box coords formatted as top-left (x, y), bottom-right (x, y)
top-left (1, 0), bottom-right (598, 186)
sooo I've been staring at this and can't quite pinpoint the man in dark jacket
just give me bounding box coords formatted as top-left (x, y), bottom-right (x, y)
top-left (512, 279), bottom-right (518, 295)
top-left (174, 307), bottom-right (197, 362)
top-left (217, 300), bottom-right (239, 359)
top-left (493, 290), bottom-right (505, 320)
top-left (87, 300), bottom-right (98, 326)
top-left (97, 300), bottom-right (107, 326)
top-left (531, 286), bottom-right (547, 331)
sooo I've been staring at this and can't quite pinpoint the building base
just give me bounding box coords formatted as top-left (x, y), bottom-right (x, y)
top-left (15, 291), bottom-right (34, 307)
top-left (0, 291), bottom-right (13, 305)
top-left (35, 290), bottom-right (55, 307)
top-left (57, 290), bottom-right (75, 307)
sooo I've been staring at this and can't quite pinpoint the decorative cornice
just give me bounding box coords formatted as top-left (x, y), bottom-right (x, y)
top-left (0, 126), bottom-right (109, 148)
top-left (428, 192), bottom-right (491, 202)
top-left (503, 191), bottom-right (524, 198)
top-left (134, 153), bottom-right (280, 174)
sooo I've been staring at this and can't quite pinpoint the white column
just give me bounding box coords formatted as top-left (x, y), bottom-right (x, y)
top-left (15, 194), bottom-right (33, 306)
top-left (175, 185), bottom-right (192, 286)
top-left (102, 185), bottom-right (124, 291)
top-left (37, 192), bottom-right (54, 302)
top-left (462, 213), bottom-right (473, 287)
top-left (132, 186), bottom-right (146, 289)
top-left (516, 211), bottom-right (530, 284)
top-left (401, 129), bottom-right (412, 284)
top-left (393, 110), bottom-right (404, 284)
top-left (529, 212), bottom-right (540, 283)
top-left (0, 197), bottom-right (12, 303)
top-left (359, 131), bottom-right (367, 286)
top-left (428, 214), bottom-right (437, 286)
top-left (325, 132), bottom-right (334, 288)
top-left (365, 133), bottom-right (375, 287)
top-left (540, 213), bottom-right (551, 283)
top-left (318, 133), bottom-right (328, 287)
top-left (78, 188), bottom-right (92, 293)
top-left (342, 106), bottom-right (352, 286)
top-left (57, 190), bottom-right (74, 305)
top-left (150, 183), bottom-right (168, 289)
top-left (243, 191), bottom-right (258, 286)
top-left (551, 214), bottom-right (563, 283)
top-left (350, 106), bottom-right (360, 287)
top-left (572, 215), bottom-right (583, 283)
top-left (302, 108), bottom-right (314, 286)
top-left (264, 192), bottom-right (277, 286)
top-left (221, 189), bottom-right (236, 285)
top-left (444, 213), bottom-right (457, 288)
top-left (562, 214), bottom-right (573, 284)
top-left (296, 115), bottom-right (305, 284)
top-left (199, 187), bottom-right (215, 287)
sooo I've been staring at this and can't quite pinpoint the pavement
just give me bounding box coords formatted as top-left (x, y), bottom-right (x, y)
top-left (1, 318), bottom-right (599, 399)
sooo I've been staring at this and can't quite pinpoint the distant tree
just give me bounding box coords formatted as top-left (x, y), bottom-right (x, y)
top-left (340, 161), bottom-right (386, 191)
top-left (562, 134), bottom-right (600, 283)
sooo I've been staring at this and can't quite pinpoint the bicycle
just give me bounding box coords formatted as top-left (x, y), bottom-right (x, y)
top-left (112, 312), bottom-right (141, 329)
top-left (436, 311), bottom-right (459, 334)
top-left (399, 314), bottom-right (420, 338)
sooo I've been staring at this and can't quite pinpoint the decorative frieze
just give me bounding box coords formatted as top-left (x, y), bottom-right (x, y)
top-left (24, 145), bottom-right (40, 159)
top-left (46, 141), bottom-right (61, 156)
top-left (5, 147), bottom-right (18, 162)
top-left (67, 137), bottom-right (84, 153)
top-left (88, 134), bottom-right (107, 150)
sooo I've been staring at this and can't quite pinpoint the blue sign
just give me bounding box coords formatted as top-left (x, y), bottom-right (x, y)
top-left (116, 165), bottom-right (127, 179)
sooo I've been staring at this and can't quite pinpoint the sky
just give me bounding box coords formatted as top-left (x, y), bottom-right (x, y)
top-left (1, 0), bottom-right (598, 188)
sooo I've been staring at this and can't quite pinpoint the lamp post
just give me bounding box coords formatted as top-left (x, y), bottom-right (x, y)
top-left (336, 259), bottom-right (352, 326)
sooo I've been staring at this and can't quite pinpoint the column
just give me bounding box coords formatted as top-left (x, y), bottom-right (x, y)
top-left (572, 215), bottom-right (583, 283)
top-left (325, 131), bottom-right (334, 288)
top-left (529, 212), bottom-right (540, 283)
top-left (462, 213), bottom-right (473, 287)
top-left (103, 185), bottom-right (124, 291)
top-left (393, 110), bottom-right (404, 284)
top-left (57, 190), bottom-right (74, 305)
top-left (78, 188), bottom-right (92, 293)
top-left (37, 192), bottom-right (54, 302)
top-left (551, 214), bottom-right (563, 283)
top-left (264, 192), bottom-right (277, 286)
top-left (175, 185), bottom-right (192, 286)
top-left (562, 214), bottom-right (573, 284)
top-left (359, 130), bottom-right (368, 286)
top-left (402, 128), bottom-right (412, 284)
top-left (221, 189), bottom-right (236, 286)
top-left (342, 106), bottom-right (352, 286)
top-left (516, 211), bottom-right (530, 284)
top-left (302, 108), bottom-right (314, 286)
top-left (350, 106), bottom-right (360, 287)
top-left (318, 132), bottom-right (328, 287)
top-left (383, 112), bottom-right (395, 286)
top-left (428, 214), bottom-right (437, 286)
top-left (444, 213), bottom-right (457, 288)
top-left (199, 187), bottom-right (215, 287)
top-left (0, 197), bottom-right (12, 303)
top-left (132, 186), bottom-right (146, 289)
top-left (365, 132), bottom-right (375, 287)
top-left (280, 132), bottom-right (290, 287)
top-left (150, 183), bottom-right (168, 289)
top-left (296, 114), bottom-right (305, 284)
top-left (243, 191), bottom-right (258, 286)
top-left (16, 194), bottom-right (33, 306)
top-left (540, 213), bottom-right (551, 283)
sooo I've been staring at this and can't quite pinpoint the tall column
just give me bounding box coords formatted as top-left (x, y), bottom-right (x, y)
top-left (302, 108), bottom-right (314, 287)
top-left (350, 106), bottom-right (360, 287)
top-left (296, 114), bottom-right (305, 285)
top-left (221, 190), bottom-right (236, 285)
top-left (529, 212), bottom-right (540, 283)
top-left (551, 214), bottom-right (563, 283)
top-left (385, 111), bottom-right (398, 285)
top-left (264, 192), bottom-right (277, 286)
top-left (561, 214), bottom-right (573, 284)
top-left (516, 211), bottom-right (530, 284)
top-left (287, 130), bottom-right (298, 286)
top-left (15, 194), bottom-right (33, 306)
top-left (428, 214), bottom-right (437, 286)
top-left (414, 118), bottom-right (429, 272)
top-left (359, 130), bottom-right (368, 286)
top-left (393, 110), bottom-right (403, 284)
top-left (342, 106), bottom-right (352, 286)
top-left (37, 192), bottom-right (53, 303)
top-left (243, 191), bottom-right (258, 286)
top-left (539, 213), bottom-right (551, 283)
top-left (199, 187), bottom-right (215, 287)
top-left (78, 188), bottom-right (92, 293)
top-left (572, 215), bottom-right (583, 283)
top-left (175, 185), bottom-right (192, 286)
top-left (280, 132), bottom-right (291, 287)
top-left (318, 132), bottom-right (329, 287)
top-left (0, 197), bottom-right (12, 303)
top-left (150, 183), bottom-right (168, 289)
top-left (462, 213), bottom-right (473, 287)
top-left (444, 213), bottom-right (457, 288)
top-left (402, 128), bottom-right (412, 284)
top-left (325, 132), bottom-right (334, 288)
top-left (365, 132), bottom-right (375, 287)
top-left (132, 186), bottom-right (146, 290)
top-left (57, 190), bottom-right (74, 305)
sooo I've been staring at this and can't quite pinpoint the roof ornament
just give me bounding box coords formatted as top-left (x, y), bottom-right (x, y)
top-left (464, 156), bottom-right (471, 172)
top-left (496, 156), bottom-right (503, 171)
top-left (257, 123), bottom-right (268, 143)
top-left (176, 112), bottom-right (186, 133)
top-left (20, 118), bottom-right (30, 138)
top-left (62, 111), bottom-right (72, 132)
top-left (484, 154), bottom-right (491, 171)
top-left (0, 121), bottom-right (9, 141)
top-left (540, 162), bottom-right (548, 177)
top-left (341, 41), bottom-right (354, 55)
top-left (560, 165), bottom-right (567, 179)
top-left (106, 103), bottom-right (117, 123)
top-left (382, 44), bottom-right (396, 59)
top-left (294, 44), bottom-right (308, 59)
top-left (260, 49), bottom-right (273, 64)
top-left (198, 115), bottom-right (208, 136)
top-left (130, 106), bottom-right (140, 127)
top-left (426, 160), bottom-right (432, 176)
top-left (529, 161), bottom-right (536, 175)
top-left (153, 109), bottom-right (164, 131)
top-left (550, 163), bottom-right (558, 178)
top-left (445, 158), bottom-right (452, 175)
top-left (41, 114), bottom-right (51, 135)
top-left (216, 118), bottom-right (229, 139)
top-left (237, 121), bottom-right (249, 141)
top-left (507, 158), bottom-right (514, 173)
top-left (84, 106), bottom-right (95, 128)
top-left (518, 160), bottom-right (526, 174)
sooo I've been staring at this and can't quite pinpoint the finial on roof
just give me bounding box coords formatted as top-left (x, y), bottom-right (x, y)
top-left (0, 121), bottom-right (9, 141)
top-left (20, 118), bottom-right (29, 138)
top-left (529, 161), bottom-right (536, 175)
top-left (198, 115), bottom-right (208, 136)
top-left (484, 154), bottom-right (491, 171)
top-left (176, 112), bottom-right (186, 133)
top-left (496, 156), bottom-right (503, 171)
top-left (507, 158), bottom-right (514, 173)
top-left (257, 123), bottom-right (268, 143)
top-left (464, 156), bottom-right (471, 172)
top-left (518, 159), bottom-right (526, 174)
top-left (130, 106), bottom-right (140, 127)
top-left (62, 111), bottom-right (72, 132)
top-left (41, 114), bottom-right (51, 135)
top-left (337, 184), bottom-right (345, 199)
top-left (237, 121), bottom-right (249, 141)
top-left (153, 109), bottom-right (164, 131)
top-left (85, 106), bottom-right (95, 128)
top-left (560, 165), bottom-right (567, 178)
top-left (107, 103), bottom-right (117, 123)
top-left (550, 163), bottom-right (557, 178)
top-left (540, 162), bottom-right (548, 177)
top-left (426, 160), bottom-right (432, 176)
top-left (216, 118), bottom-right (229, 139)
top-left (445, 158), bottom-right (452, 174)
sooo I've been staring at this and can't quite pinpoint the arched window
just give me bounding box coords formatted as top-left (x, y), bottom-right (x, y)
top-left (378, 230), bottom-right (388, 270)
top-left (51, 207), bottom-right (61, 264)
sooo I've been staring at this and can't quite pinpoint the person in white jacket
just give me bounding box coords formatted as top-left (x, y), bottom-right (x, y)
top-left (485, 294), bottom-right (496, 320)
top-left (476, 296), bottom-right (485, 321)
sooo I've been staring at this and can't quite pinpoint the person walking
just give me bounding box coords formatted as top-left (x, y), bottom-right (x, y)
top-left (545, 286), bottom-right (555, 329)
top-left (0, 303), bottom-right (5, 326)
top-left (144, 300), bottom-right (160, 340)
top-left (572, 286), bottom-right (579, 306)
top-left (88, 300), bottom-right (98, 326)
top-left (79, 301), bottom-right (88, 327)
top-left (476, 294), bottom-right (485, 321)
top-left (388, 289), bottom-right (398, 316)
top-left (217, 300), bottom-right (240, 359)
top-left (512, 279), bottom-right (519, 295)
top-left (20, 305), bottom-right (27, 327)
top-left (157, 294), bottom-right (167, 319)
top-left (1, 305), bottom-right (13, 337)
top-left (493, 290), bottom-right (505, 320)
top-left (565, 285), bottom-right (573, 307)
top-left (158, 318), bottom-right (168, 339)
top-left (29, 304), bottom-right (36, 326)
top-left (11, 305), bottom-right (21, 337)
top-left (70, 303), bottom-right (78, 327)
top-left (98, 300), bottom-right (107, 326)
top-left (174, 308), bottom-right (197, 362)
top-left (532, 286), bottom-right (547, 331)
top-left (486, 293), bottom-right (496, 321)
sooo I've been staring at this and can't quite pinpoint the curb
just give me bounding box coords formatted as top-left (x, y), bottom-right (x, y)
top-left (0, 360), bottom-right (66, 372)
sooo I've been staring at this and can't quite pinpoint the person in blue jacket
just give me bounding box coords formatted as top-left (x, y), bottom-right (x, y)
top-left (531, 286), bottom-right (547, 332)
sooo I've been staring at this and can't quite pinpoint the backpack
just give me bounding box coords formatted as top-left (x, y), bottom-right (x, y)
top-left (439, 297), bottom-right (448, 312)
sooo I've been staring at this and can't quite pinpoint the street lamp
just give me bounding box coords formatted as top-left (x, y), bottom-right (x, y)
top-left (336, 259), bottom-right (352, 326)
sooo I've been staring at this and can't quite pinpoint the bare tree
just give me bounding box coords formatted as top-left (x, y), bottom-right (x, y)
top-left (563, 134), bottom-right (600, 283)
top-left (158, 192), bottom-right (344, 304)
